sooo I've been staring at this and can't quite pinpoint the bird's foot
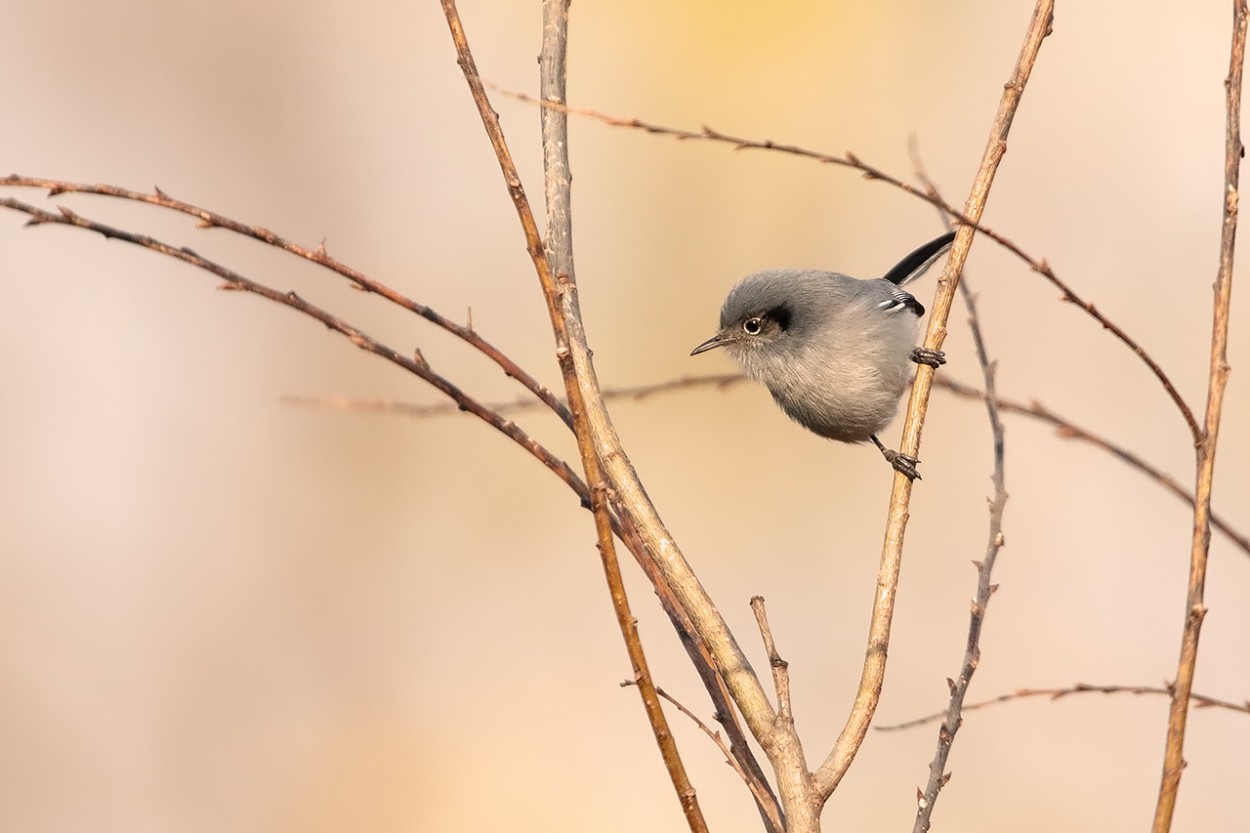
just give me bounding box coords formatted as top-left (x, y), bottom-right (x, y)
top-left (911, 347), bottom-right (946, 368)
top-left (882, 449), bottom-right (922, 481)
top-left (871, 435), bottom-right (922, 481)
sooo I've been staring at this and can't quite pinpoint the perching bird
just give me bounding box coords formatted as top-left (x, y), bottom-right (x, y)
top-left (691, 231), bottom-right (955, 480)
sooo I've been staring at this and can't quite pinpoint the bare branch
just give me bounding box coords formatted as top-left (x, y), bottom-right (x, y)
top-left (495, 80), bottom-right (1200, 441)
top-left (281, 373), bottom-right (1250, 557)
top-left (936, 380), bottom-right (1250, 557)
top-left (1153, 2), bottom-right (1247, 830)
top-left (441, 3), bottom-right (800, 830)
top-left (438, 5), bottom-right (820, 830)
top-left (0, 174), bottom-right (574, 430)
top-left (911, 269), bottom-right (1009, 833)
top-left (280, 375), bottom-right (745, 418)
top-left (0, 196), bottom-right (596, 517)
top-left (1, 170), bottom-right (783, 828)
top-left (535, 3), bottom-right (708, 831)
top-left (621, 682), bottom-right (783, 833)
top-left (750, 597), bottom-right (792, 727)
top-left (815, 0), bottom-right (1054, 798)
top-left (878, 684), bottom-right (1250, 732)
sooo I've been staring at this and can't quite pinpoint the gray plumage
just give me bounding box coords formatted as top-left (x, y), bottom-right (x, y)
top-left (691, 232), bottom-right (955, 478)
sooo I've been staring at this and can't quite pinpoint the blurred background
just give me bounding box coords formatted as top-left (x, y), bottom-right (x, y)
top-left (2, 1), bottom-right (1247, 831)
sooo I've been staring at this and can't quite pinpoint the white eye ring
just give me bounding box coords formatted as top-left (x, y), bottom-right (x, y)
top-left (742, 317), bottom-right (763, 335)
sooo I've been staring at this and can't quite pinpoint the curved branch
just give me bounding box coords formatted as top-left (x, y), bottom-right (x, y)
top-left (0, 197), bottom-right (594, 515)
top-left (497, 79), bottom-right (1199, 441)
top-left (0, 174), bottom-right (575, 431)
top-left (281, 375), bottom-right (1250, 558)
top-left (877, 683), bottom-right (1250, 732)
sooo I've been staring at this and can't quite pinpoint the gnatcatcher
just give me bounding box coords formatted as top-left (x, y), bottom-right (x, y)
top-left (691, 231), bottom-right (955, 480)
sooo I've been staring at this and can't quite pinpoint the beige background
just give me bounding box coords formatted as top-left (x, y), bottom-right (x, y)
top-left (2, 2), bottom-right (1248, 831)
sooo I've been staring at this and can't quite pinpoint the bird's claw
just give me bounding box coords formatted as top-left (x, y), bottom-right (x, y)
top-left (911, 347), bottom-right (946, 368)
top-left (881, 448), bottom-right (922, 481)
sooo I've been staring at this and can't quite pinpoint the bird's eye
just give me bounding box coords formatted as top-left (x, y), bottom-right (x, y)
top-left (742, 317), bottom-right (763, 335)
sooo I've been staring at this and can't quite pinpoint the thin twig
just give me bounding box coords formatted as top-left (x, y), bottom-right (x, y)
top-left (531, 3), bottom-right (708, 831)
top-left (912, 271), bottom-right (1009, 833)
top-left (908, 148), bottom-right (1007, 831)
top-left (495, 83), bottom-right (1200, 441)
top-left (750, 597), bottom-right (792, 726)
top-left (0, 197), bottom-right (599, 516)
top-left (12, 167), bottom-right (1236, 555)
top-left (936, 380), bottom-right (1250, 557)
top-left (1, 171), bottom-right (783, 817)
top-left (281, 373), bottom-right (1250, 557)
top-left (0, 175), bottom-right (783, 833)
top-left (621, 681), bottom-right (782, 828)
top-left (877, 684), bottom-right (1250, 732)
top-left (814, 0), bottom-right (1054, 799)
top-left (1153, 2), bottom-right (1247, 830)
top-left (0, 174), bottom-right (575, 431)
top-left (280, 374), bottom-right (745, 418)
top-left (440, 5), bottom-right (810, 831)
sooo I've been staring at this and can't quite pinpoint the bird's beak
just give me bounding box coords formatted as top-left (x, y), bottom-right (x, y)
top-left (690, 332), bottom-right (730, 356)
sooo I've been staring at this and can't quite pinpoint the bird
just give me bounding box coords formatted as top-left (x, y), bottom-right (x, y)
top-left (690, 231), bottom-right (955, 480)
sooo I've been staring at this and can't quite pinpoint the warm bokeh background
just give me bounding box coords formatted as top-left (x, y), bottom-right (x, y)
top-left (3, 2), bottom-right (1247, 831)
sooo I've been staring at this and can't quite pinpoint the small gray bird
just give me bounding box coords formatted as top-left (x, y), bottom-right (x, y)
top-left (691, 232), bottom-right (955, 480)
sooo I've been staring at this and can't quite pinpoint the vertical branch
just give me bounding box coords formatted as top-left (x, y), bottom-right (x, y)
top-left (537, 3), bottom-right (708, 831)
top-left (442, 2), bottom-right (784, 830)
top-left (440, 4), bottom-right (821, 827)
top-left (750, 597), bottom-right (793, 727)
top-left (1152, 2), bottom-right (1247, 830)
top-left (911, 274), bottom-right (1008, 833)
top-left (815, 0), bottom-right (1054, 797)
top-left (435, 9), bottom-right (833, 832)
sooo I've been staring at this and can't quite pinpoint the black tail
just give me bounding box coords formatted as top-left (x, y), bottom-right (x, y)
top-left (880, 231), bottom-right (957, 286)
